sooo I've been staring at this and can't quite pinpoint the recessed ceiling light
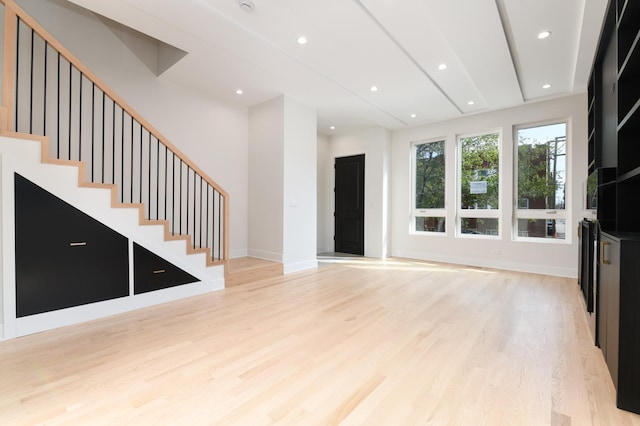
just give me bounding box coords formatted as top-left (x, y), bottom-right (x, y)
top-left (438, 63), bottom-right (448, 70)
top-left (330, 126), bottom-right (335, 130)
top-left (235, 89), bottom-right (243, 95)
top-left (410, 113), bottom-right (417, 118)
top-left (297, 36), bottom-right (307, 45)
top-left (538, 31), bottom-right (551, 39)
top-left (467, 100), bottom-right (475, 105)
top-left (370, 86), bottom-right (378, 92)
top-left (239, 0), bottom-right (254, 12)
top-left (543, 83), bottom-right (552, 89)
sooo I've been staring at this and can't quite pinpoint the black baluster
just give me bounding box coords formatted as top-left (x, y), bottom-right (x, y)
top-left (43, 41), bottom-right (48, 136)
top-left (79, 72), bottom-right (83, 163)
top-left (29, 28), bottom-right (34, 134)
top-left (56, 52), bottom-right (60, 158)
top-left (15, 18), bottom-right (20, 131)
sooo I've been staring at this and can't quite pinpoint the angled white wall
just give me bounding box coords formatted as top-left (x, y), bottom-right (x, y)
top-left (248, 97), bottom-right (285, 261)
top-left (248, 96), bottom-right (317, 272)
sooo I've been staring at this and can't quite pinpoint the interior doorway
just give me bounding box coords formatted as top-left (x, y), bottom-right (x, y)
top-left (334, 154), bottom-right (365, 255)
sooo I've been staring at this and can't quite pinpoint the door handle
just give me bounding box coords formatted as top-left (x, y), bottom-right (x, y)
top-left (153, 269), bottom-right (166, 274)
top-left (69, 242), bottom-right (87, 247)
top-left (601, 241), bottom-right (611, 265)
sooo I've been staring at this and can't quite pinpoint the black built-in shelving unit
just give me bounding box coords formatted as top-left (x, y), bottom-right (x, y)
top-left (587, 0), bottom-right (640, 414)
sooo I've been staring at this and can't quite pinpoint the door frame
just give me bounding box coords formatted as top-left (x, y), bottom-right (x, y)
top-left (332, 151), bottom-right (367, 256)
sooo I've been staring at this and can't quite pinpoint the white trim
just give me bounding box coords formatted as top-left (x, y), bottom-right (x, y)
top-left (393, 249), bottom-right (576, 278)
top-left (14, 279), bottom-right (222, 337)
top-left (247, 248), bottom-right (282, 262)
top-left (284, 259), bottom-right (318, 274)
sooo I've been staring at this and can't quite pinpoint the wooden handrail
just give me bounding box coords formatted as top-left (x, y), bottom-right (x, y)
top-left (0, 0), bottom-right (229, 264)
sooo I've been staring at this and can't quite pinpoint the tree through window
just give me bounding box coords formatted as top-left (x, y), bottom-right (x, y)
top-left (412, 140), bottom-right (445, 233)
top-left (515, 122), bottom-right (567, 240)
top-left (458, 132), bottom-right (500, 237)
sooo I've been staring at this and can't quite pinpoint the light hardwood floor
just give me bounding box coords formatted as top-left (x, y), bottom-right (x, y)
top-left (1, 257), bottom-right (639, 425)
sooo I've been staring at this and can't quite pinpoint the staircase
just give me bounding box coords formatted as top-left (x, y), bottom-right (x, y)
top-left (0, 0), bottom-right (233, 339)
top-left (1, 0), bottom-right (227, 265)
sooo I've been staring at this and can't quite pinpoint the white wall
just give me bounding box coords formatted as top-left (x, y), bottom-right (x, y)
top-left (248, 96), bottom-right (318, 272)
top-left (16, 0), bottom-right (249, 257)
top-left (282, 97), bottom-right (317, 273)
top-left (317, 132), bottom-right (332, 253)
top-left (323, 126), bottom-right (391, 258)
top-left (391, 94), bottom-right (588, 277)
top-left (248, 97), bottom-right (284, 261)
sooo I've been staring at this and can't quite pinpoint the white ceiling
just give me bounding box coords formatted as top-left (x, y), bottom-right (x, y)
top-left (66, 0), bottom-right (609, 135)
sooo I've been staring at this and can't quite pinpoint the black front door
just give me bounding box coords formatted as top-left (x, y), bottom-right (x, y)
top-left (334, 154), bottom-right (365, 255)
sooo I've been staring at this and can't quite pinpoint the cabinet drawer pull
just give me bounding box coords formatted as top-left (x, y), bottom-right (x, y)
top-left (153, 269), bottom-right (166, 274)
top-left (69, 242), bottom-right (87, 247)
top-left (601, 241), bottom-right (611, 265)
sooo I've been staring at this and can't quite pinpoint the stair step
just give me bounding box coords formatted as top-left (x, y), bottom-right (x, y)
top-left (226, 257), bottom-right (283, 287)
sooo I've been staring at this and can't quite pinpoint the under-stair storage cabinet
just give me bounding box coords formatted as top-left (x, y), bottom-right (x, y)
top-left (598, 232), bottom-right (640, 414)
top-left (133, 243), bottom-right (198, 294)
top-left (14, 174), bottom-right (129, 317)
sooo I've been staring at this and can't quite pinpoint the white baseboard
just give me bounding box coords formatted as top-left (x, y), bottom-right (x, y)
top-left (391, 250), bottom-right (577, 278)
top-left (14, 278), bottom-right (223, 338)
top-left (247, 249), bottom-right (283, 262)
top-left (284, 259), bottom-right (318, 274)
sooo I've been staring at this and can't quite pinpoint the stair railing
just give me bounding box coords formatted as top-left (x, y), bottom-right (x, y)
top-left (0, 0), bottom-right (228, 266)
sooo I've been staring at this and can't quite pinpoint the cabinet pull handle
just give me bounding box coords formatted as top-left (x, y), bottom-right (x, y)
top-left (601, 241), bottom-right (611, 265)
top-left (153, 269), bottom-right (166, 274)
top-left (69, 242), bottom-right (87, 247)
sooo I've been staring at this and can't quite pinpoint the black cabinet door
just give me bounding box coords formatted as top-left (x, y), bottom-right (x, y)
top-left (601, 235), bottom-right (620, 390)
top-left (15, 174), bottom-right (129, 317)
top-left (133, 243), bottom-right (198, 294)
top-left (618, 239), bottom-right (640, 413)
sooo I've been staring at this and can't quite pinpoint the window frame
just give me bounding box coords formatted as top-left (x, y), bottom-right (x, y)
top-left (513, 120), bottom-right (569, 243)
top-left (410, 138), bottom-right (447, 235)
top-left (456, 130), bottom-right (502, 239)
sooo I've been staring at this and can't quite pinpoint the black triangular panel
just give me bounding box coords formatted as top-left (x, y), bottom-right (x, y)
top-left (133, 242), bottom-right (198, 294)
top-left (14, 174), bottom-right (130, 317)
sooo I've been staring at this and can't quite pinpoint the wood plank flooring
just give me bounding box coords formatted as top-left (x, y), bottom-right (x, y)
top-left (226, 257), bottom-right (283, 287)
top-left (1, 257), bottom-right (639, 425)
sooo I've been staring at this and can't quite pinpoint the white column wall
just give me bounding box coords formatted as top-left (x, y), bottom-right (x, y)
top-left (248, 97), bottom-right (284, 261)
top-left (317, 132), bottom-right (333, 254)
top-left (248, 96), bottom-right (318, 272)
top-left (282, 98), bottom-right (317, 273)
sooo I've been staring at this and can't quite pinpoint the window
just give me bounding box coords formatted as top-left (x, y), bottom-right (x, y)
top-left (515, 122), bottom-right (567, 240)
top-left (458, 132), bottom-right (500, 237)
top-left (412, 139), bottom-right (445, 233)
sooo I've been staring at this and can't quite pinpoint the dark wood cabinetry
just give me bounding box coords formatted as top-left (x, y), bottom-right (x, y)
top-left (14, 174), bottom-right (129, 317)
top-left (133, 243), bottom-right (198, 294)
top-left (588, 0), bottom-right (640, 414)
top-left (598, 233), bottom-right (640, 414)
top-left (579, 220), bottom-right (596, 313)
